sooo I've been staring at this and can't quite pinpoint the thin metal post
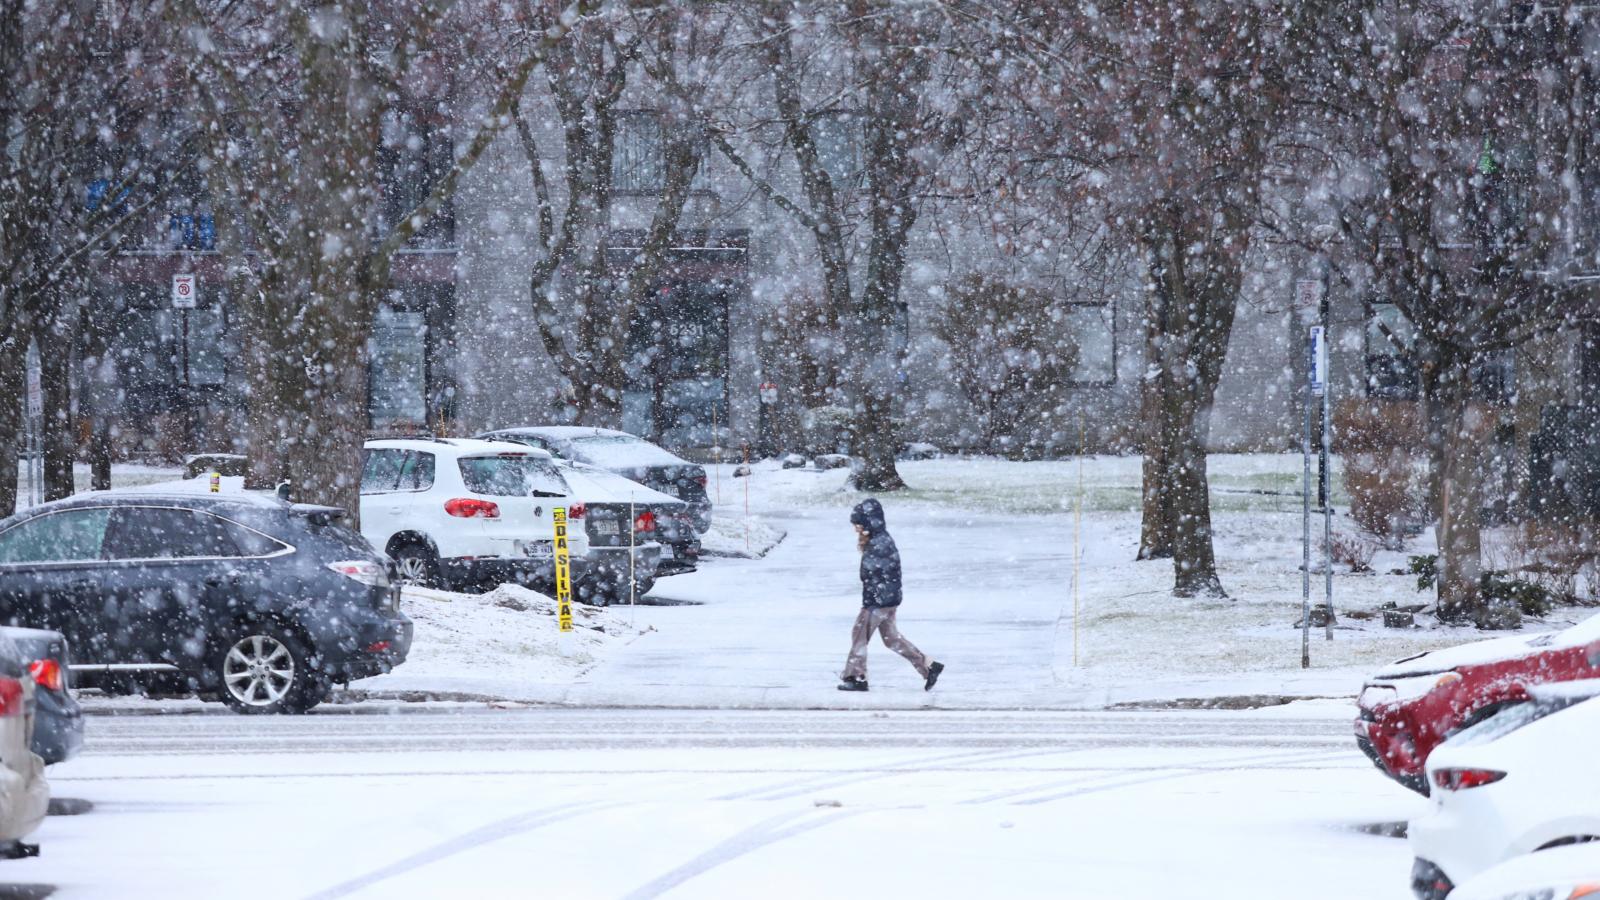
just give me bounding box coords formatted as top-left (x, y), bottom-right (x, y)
top-left (1074, 411), bottom-right (1083, 668)
top-left (1302, 385), bottom-right (1313, 669)
top-left (629, 492), bottom-right (636, 627)
top-left (181, 307), bottom-right (193, 451)
top-left (24, 419), bottom-right (35, 509)
top-left (1322, 382), bottom-right (1335, 639)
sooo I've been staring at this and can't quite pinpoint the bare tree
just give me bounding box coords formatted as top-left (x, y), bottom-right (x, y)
top-left (510, 4), bottom-right (721, 427)
top-left (171, 0), bottom-right (593, 519)
top-left (1310, 1), bottom-right (1600, 626)
top-left (652, 0), bottom-right (975, 491)
top-left (1006, 0), bottom-right (1328, 597)
top-left (0, 0), bottom-right (187, 513)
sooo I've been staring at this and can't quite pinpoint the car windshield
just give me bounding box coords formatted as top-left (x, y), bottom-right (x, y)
top-left (458, 455), bottom-right (567, 497)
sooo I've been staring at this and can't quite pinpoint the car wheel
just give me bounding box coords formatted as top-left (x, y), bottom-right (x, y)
top-left (392, 541), bottom-right (442, 589)
top-left (214, 626), bottom-right (322, 715)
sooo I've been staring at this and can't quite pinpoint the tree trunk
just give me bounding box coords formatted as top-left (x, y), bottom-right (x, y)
top-left (1141, 217), bottom-right (1237, 598)
top-left (1433, 366), bottom-right (1508, 626)
top-left (0, 328), bottom-right (22, 518)
top-left (1166, 397), bottom-right (1223, 597)
top-left (1138, 297), bottom-right (1173, 560)
top-left (36, 303), bottom-right (75, 502)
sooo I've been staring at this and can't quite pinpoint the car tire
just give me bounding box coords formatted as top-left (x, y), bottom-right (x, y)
top-left (392, 540), bottom-right (442, 589)
top-left (212, 625), bottom-right (323, 715)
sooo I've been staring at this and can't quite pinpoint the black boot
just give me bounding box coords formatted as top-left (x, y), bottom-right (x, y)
top-left (924, 661), bottom-right (944, 691)
top-left (837, 678), bottom-right (869, 692)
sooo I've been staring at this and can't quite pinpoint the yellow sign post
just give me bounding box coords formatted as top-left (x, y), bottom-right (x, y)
top-left (553, 507), bottom-right (573, 633)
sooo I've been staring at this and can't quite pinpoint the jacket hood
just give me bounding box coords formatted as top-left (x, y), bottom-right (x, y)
top-left (850, 498), bottom-right (887, 534)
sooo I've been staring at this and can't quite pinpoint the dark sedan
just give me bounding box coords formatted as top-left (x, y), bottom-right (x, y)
top-left (0, 493), bottom-right (412, 714)
top-left (477, 426), bottom-right (713, 532)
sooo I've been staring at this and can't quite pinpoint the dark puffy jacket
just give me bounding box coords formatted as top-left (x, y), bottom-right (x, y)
top-left (850, 499), bottom-right (901, 609)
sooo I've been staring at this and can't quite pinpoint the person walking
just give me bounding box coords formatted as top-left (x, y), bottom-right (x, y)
top-left (838, 498), bottom-right (944, 692)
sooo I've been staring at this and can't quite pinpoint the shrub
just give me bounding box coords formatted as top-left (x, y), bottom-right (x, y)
top-left (930, 274), bottom-right (1079, 459)
top-left (1336, 399), bottom-right (1427, 550)
top-left (1330, 531), bottom-right (1376, 573)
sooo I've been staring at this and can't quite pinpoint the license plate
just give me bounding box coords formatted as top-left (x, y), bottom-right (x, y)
top-left (595, 521), bottom-right (620, 536)
top-left (517, 541), bottom-right (554, 560)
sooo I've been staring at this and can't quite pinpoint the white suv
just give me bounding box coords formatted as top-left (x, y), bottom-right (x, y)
top-left (359, 438), bottom-right (592, 592)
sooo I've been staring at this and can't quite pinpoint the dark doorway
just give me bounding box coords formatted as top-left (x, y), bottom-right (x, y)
top-left (623, 281), bottom-right (730, 447)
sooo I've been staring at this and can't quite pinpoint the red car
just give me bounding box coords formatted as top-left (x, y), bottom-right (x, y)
top-left (1355, 615), bottom-right (1600, 794)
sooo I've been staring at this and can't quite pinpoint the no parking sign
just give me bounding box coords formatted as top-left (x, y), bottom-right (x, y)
top-left (172, 274), bottom-right (197, 309)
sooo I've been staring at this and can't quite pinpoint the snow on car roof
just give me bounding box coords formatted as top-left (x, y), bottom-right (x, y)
top-left (485, 426), bottom-right (690, 468)
top-left (366, 437), bottom-right (551, 458)
top-left (493, 425), bottom-right (632, 440)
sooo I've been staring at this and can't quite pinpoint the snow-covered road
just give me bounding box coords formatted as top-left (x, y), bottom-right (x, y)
top-left (18, 706), bottom-right (1425, 898)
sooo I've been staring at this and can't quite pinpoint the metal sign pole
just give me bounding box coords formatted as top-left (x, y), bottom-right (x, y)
top-left (1322, 362), bottom-right (1336, 639)
top-left (1301, 383), bottom-right (1312, 670)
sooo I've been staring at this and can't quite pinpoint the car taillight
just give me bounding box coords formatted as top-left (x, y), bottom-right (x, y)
top-left (1432, 768), bottom-right (1507, 791)
top-left (695, 474), bottom-right (707, 487)
top-left (327, 560), bottom-right (391, 587)
top-left (569, 503), bottom-right (586, 520)
top-left (634, 510), bottom-right (657, 532)
top-left (0, 678), bottom-right (24, 717)
top-left (27, 659), bottom-right (62, 693)
top-left (445, 498), bottom-right (500, 518)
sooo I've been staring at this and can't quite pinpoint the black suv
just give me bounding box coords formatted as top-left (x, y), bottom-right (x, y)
top-left (0, 493), bottom-right (412, 714)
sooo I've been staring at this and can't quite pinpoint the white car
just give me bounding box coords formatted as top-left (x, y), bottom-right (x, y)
top-left (0, 630), bottom-right (49, 857)
top-left (1409, 681), bottom-right (1600, 899)
top-left (360, 438), bottom-right (594, 592)
top-left (1449, 841), bottom-right (1600, 900)
top-left (476, 426), bottom-right (713, 532)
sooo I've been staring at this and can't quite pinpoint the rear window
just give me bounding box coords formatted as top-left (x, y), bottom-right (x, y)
top-left (458, 455), bottom-right (568, 497)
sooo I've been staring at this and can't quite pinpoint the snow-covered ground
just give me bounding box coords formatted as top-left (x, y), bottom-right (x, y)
top-left (55, 454), bottom-right (1572, 711)
top-left (21, 706), bottom-right (1423, 899)
top-left (15, 454), bottom-right (1536, 897)
top-left (334, 454), bottom-right (1554, 709)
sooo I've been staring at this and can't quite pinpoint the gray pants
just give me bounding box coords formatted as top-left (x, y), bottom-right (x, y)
top-left (841, 607), bottom-right (929, 681)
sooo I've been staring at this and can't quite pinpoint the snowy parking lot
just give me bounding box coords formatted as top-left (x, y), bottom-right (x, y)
top-left (24, 706), bottom-right (1422, 899)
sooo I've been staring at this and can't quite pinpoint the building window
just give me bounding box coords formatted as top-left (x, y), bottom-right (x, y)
top-left (1048, 278), bottom-right (1116, 385)
top-left (368, 306), bottom-right (428, 429)
top-left (380, 111), bottom-right (454, 245)
top-left (613, 111), bottom-right (665, 194)
top-left (611, 110), bottom-right (705, 195)
top-left (809, 111), bottom-right (861, 188)
top-left (1365, 302), bottom-right (1417, 400)
top-left (1364, 301), bottom-right (1514, 402)
top-left (1063, 302), bottom-right (1116, 385)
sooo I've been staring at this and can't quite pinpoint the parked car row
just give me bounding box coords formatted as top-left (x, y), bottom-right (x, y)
top-left (1355, 614), bottom-right (1600, 898)
top-left (359, 430), bottom-right (705, 604)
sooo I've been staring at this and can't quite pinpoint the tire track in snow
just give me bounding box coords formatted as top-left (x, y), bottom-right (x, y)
top-left (619, 808), bottom-right (866, 900)
top-left (304, 800), bottom-right (626, 900)
top-left (1005, 750), bottom-right (1354, 807)
top-left (716, 745), bottom-right (1090, 802)
top-left (957, 747), bottom-right (1350, 805)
